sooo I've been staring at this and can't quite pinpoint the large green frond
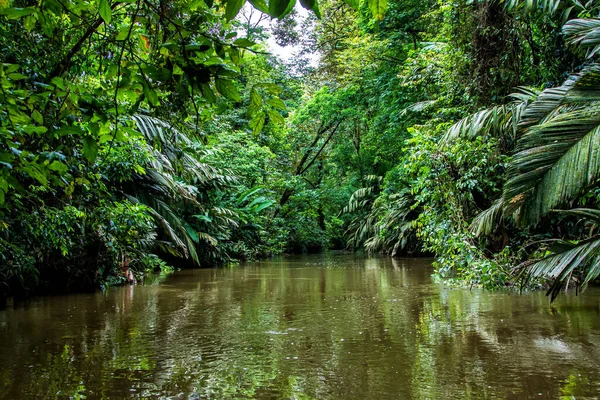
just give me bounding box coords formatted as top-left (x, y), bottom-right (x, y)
top-left (557, 207), bottom-right (600, 224)
top-left (564, 18), bottom-right (600, 57)
top-left (504, 107), bottom-right (600, 225)
top-left (441, 88), bottom-right (537, 143)
top-left (525, 235), bottom-right (600, 301)
top-left (470, 198), bottom-right (504, 237)
top-left (504, 0), bottom-right (563, 13)
top-left (504, 64), bottom-right (600, 226)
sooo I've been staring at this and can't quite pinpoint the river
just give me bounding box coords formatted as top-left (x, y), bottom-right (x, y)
top-left (1, 255), bottom-right (599, 399)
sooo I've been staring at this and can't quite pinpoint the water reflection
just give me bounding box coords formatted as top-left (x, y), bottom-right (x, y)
top-left (1, 255), bottom-right (600, 399)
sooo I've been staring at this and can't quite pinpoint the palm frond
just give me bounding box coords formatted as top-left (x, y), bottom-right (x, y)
top-left (504, 64), bottom-right (600, 226)
top-left (441, 88), bottom-right (537, 143)
top-left (504, 107), bottom-right (600, 225)
top-left (133, 114), bottom-right (237, 188)
top-left (342, 176), bottom-right (382, 214)
top-left (517, 66), bottom-right (600, 131)
top-left (470, 198), bottom-right (504, 237)
top-left (524, 235), bottom-right (600, 301)
top-left (564, 18), bottom-right (600, 58)
top-left (399, 100), bottom-right (438, 117)
top-left (556, 207), bottom-right (600, 224)
top-left (504, 0), bottom-right (563, 14)
top-left (345, 189), bottom-right (417, 255)
top-left (125, 195), bottom-right (188, 256)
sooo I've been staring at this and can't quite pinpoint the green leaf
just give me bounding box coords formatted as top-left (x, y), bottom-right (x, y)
top-left (248, 88), bottom-right (262, 117)
top-left (268, 0), bottom-right (295, 18)
top-left (299, 0), bottom-right (320, 18)
top-left (249, 112), bottom-right (265, 135)
top-left (145, 67), bottom-right (172, 82)
top-left (65, 181), bottom-right (75, 197)
top-left (54, 126), bottom-right (84, 137)
top-left (192, 214), bottom-right (213, 223)
top-left (253, 199), bottom-right (275, 213)
top-left (236, 186), bottom-right (264, 205)
top-left (267, 109), bottom-right (285, 124)
top-left (23, 14), bottom-right (36, 31)
top-left (116, 27), bottom-right (130, 41)
top-left (230, 47), bottom-right (241, 64)
top-left (21, 164), bottom-right (48, 186)
top-left (0, 7), bottom-right (36, 19)
top-left (51, 77), bottom-right (65, 89)
top-left (143, 84), bottom-right (160, 106)
top-left (215, 78), bottom-right (241, 102)
top-left (268, 0), bottom-right (291, 18)
top-left (248, 0), bottom-right (269, 13)
top-left (367, 0), bottom-right (386, 20)
top-left (204, 57), bottom-right (225, 67)
top-left (200, 83), bottom-right (217, 103)
top-left (48, 160), bottom-right (68, 173)
top-left (99, 0), bottom-right (111, 24)
top-left (226, 0), bottom-right (246, 21)
top-left (267, 97), bottom-right (286, 110)
top-left (184, 222), bottom-right (199, 243)
top-left (258, 83), bottom-right (283, 94)
top-left (185, 43), bottom-right (211, 52)
top-left (7, 73), bottom-right (28, 80)
top-left (0, 152), bottom-right (13, 165)
top-left (83, 136), bottom-right (98, 163)
top-left (233, 38), bottom-right (256, 47)
top-left (23, 125), bottom-right (48, 134)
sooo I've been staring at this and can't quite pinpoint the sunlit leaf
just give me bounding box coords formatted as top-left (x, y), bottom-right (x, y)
top-left (143, 84), bottom-right (160, 106)
top-left (267, 97), bottom-right (286, 111)
top-left (99, 0), bottom-right (111, 24)
top-left (249, 112), bottom-right (265, 135)
top-left (248, 88), bottom-right (262, 117)
top-left (267, 109), bottom-right (285, 124)
top-left (367, 0), bottom-right (387, 20)
top-left (248, 0), bottom-right (269, 13)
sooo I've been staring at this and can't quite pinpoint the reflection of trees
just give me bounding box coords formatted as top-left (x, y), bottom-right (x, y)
top-left (410, 288), bottom-right (600, 398)
top-left (0, 256), bottom-right (599, 398)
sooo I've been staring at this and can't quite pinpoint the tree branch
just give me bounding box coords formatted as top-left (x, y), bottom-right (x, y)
top-left (47, 2), bottom-right (122, 81)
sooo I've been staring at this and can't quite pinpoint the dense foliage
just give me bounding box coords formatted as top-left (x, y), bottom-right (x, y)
top-left (2, 0), bottom-right (600, 301)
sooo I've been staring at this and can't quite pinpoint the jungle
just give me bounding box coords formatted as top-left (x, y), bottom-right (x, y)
top-left (1, 0), bottom-right (600, 303)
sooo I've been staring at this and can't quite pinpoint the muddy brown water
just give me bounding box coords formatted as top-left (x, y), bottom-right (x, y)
top-left (1, 255), bottom-right (600, 399)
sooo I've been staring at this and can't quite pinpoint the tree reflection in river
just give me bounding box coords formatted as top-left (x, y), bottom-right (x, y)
top-left (1, 255), bottom-right (599, 399)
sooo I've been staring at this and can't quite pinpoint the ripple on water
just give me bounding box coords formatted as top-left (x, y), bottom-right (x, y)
top-left (1, 255), bottom-right (600, 399)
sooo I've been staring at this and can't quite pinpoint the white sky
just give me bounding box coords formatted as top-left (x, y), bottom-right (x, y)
top-left (238, 4), bottom-right (318, 65)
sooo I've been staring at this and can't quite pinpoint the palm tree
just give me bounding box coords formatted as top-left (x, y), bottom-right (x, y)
top-left (109, 115), bottom-right (239, 266)
top-left (343, 176), bottom-right (420, 255)
top-left (444, 17), bottom-right (600, 298)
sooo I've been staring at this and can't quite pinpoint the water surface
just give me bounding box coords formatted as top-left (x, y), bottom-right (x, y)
top-left (1, 255), bottom-right (600, 399)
